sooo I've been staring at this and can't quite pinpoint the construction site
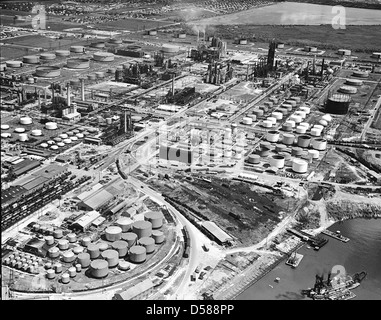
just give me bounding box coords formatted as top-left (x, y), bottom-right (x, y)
top-left (1, 0), bottom-right (381, 301)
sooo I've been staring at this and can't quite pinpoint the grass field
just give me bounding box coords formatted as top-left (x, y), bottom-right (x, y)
top-left (96, 18), bottom-right (175, 32)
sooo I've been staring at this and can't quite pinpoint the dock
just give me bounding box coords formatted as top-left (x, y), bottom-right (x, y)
top-left (322, 229), bottom-right (350, 243)
top-left (285, 252), bottom-right (304, 268)
top-left (287, 228), bottom-right (329, 250)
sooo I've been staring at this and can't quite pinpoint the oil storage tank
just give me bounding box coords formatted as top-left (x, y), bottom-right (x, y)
top-left (248, 154), bottom-right (260, 164)
top-left (292, 159), bottom-right (308, 173)
top-left (6, 60), bottom-right (23, 68)
top-left (67, 58), bottom-right (90, 69)
top-left (116, 217), bottom-right (132, 232)
top-left (325, 93), bottom-right (351, 115)
top-left (138, 237), bottom-right (155, 253)
top-left (297, 135), bottom-right (312, 148)
top-left (87, 243), bottom-right (100, 259)
top-left (282, 133), bottom-right (295, 145)
top-left (40, 53), bottom-right (56, 61)
top-left (269, 155), bottom-right (285, 169)
top-left (111, 240), bottom-right (128, 258)
top-left (70, 46), bottom-right (85, 53)
top-left (266, 130), bottom-right (280, 143)
top-left (36, 66), bottom-right (61, 78)
top-left (90, 260), bottom-right (109, 278)
top-left (77, 252), bottom-right (91, 268)
top-left (101, 249), bottom-right (119, 267)
top-left (132, 221), bottom-right (152, 239)
top-left (93, 52), bottom-right (114, 62)
top-left (121, 232), bottom-right (138, 247)
top-left (152, 230), bottom-right (165, 244)
top-left (23, 55), bottom-right (40, 64)
top-left (62, 251), bottom-right (76, 263)
top-left (105, 226), bottom-right (122, 241)
top-left (144, 211), bottom-right (164, 229)
top-left (55, 50), bottom-right (70, 57)
top-left (312, 138), bottom-right (327, 151)
top-left (129, 245), bottom-right (146, 263)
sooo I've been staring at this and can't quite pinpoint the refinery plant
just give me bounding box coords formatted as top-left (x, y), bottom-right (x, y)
top-left (1, 0), bottom-right (381, 303)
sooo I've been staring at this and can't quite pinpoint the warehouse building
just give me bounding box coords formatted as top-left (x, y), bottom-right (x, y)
top-left (201, 221), bottom-right (233, 245)
top-left (78, 189), bottom-right (114, 211)
top-left (113, 279), bottom-right (154, 300)
top-left (70, 210), bottom-right (101, 231)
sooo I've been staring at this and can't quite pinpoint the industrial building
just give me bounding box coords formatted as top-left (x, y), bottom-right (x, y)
top-left (113, 279), bottom-right (154, 300)
top-left (78, 189), bottom-right (114, 211)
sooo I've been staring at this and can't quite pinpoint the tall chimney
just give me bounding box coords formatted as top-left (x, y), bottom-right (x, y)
top-left (171, 74), bottom-right (174, 96)
top-left (66, 82), bottom-right (71, 107)
top-left (124, 110), bottom-right (127, 133)
top-left (80, 78), bottom-right (85, 101)
top-left (321, 58), bottom-right (325, 80)
top-left (51, 82), bottom-right (55, 102)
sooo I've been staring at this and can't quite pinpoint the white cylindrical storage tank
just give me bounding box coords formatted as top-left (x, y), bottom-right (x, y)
top-left (45, 122), bottom-right (58, 130)
top-left (87, 243), bottom-right (100, 259)
top-left (68, 266), bottom-right (76, 278)
top-left (138, 237), bottom-right (155, 254)
top-left (242, 117), bottom-right (253, 125)
top-left (53, 229), bottom-right (63, 239)
top-left (55, 50), bottom-right (70, 57)
top-left (90, 260), bottom-right (109, 278)
top-left (285, 120), bottom-right (295, 128)
top-left (61, 273), bottom-right (70, 284)
top-left (31, 129), bottom-right (42, 136)
top-left (296, 126), bottom-right (307, 134)
top-left (1, 124), bottom-right (10, 130)
top-left (269, 155), bottom-right (285, 169)
top-left (116, 217), bottom-right (132, 232)
top-left (101, 249), bottom-right (119, 268)
top-left (129, 245), bottom-right (147, 263)
top-left (46, 269), bottom-right (55, 280)
top-left (312, 138), bottom-right (327, 151)
top-left (132, 220), bottom-right (153, 239)
top-left (144, 211), bottom-right (164, 229)
top-left (271, 112), bottom-right (283, 120)
top-left (57, 142), bottom-right (65, 148)
top-left (262, 120), bottom-right (273, 128)
top-left (292, 159), bottom-right (308, 173)
top-left (297, 135), bottom-right (312, 148)
top-left (67, 58), bottom-right (90, 69)
top-left (300, 122), bottom-right (310, 129)
top-left (63, 138), bottom-right (72, 144)
top-left (48, 247), bottom-right (60, 259)
top-left (105, 226), bottom-right (122, 242)
top-left (23, 55), bottom-right (40, 64)
top-left (118, 261), bottom-right (130, 271)
top-left (19, 116), bottom-right (32, 125)
top-left (6, 60), bottom-right (23, 68)
top-left (93, 52), bottom-right (115, 62)
top-left (319, 119), bottom-right (328, 127)
top-left (67, 233), bottom-right (77, 243)
top-left (308, 149), bottom-right (320, 159)
top-left (81, 237), bottom-right (91, 247)
top-left (50, 145), bottom-right (59, 150)
top-left (45, 236), bottom-right (55, 246)
top-left (77, 252), bottom-right (91, 268)
top-left (62, 251), bottom-right (76, 263)
top-left (76, 133), bottom-right (84, 139)
top-left (152, 230), bottom-right (165, 244)
top-left (295, 111), bottom-right (306, 119)
top-left (98, 243), bottom-right (109, 252)
top-left (58, 239), bottom-right (69, 250)
top-left (18, 133), bottom-right (28, 142)
top-left (70, 136), bottom-right (78, 141)
top-left (321, 114), bottom-right (332, 122)
top-left (300, 106), bottom-right (310, 114)
top-left (310, 128), bottom-right (321, 137)
top-left (266, 130), bottom-right (280, 143)
top-left (73, 246), bottom-right (84, 255)
top-left (121, 232), bottom-right (138, 248)
top-left (339, 85), bottom-right (357, 94)
top-left (267, 117), bottom-right (277, 124)
top-left (75, 264), bottom-right (82, 273)
top-left (59, 133), bottom-right (68, 139)
top-left (70, 46), bottom-right (85, 53)
top-left (282, 133), bottom-right (295, 145)
top-left (40, 53), bottom-right (56, 60)
top-left (290, 115), bottom-right (302, 124)
top-left (111, 240), bottom-right (128, 258)
top-left (54, 263), bottom-right (63, 274)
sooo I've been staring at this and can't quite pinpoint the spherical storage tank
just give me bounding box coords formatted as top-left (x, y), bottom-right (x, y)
top-left (40, 53), bottom-right (56, 61)
top-left (144, 211), bottom-right (164, 229)
top-left (23, 55), bottom-right (40, 64)
top-left (67, 58), bottom-right (90, 69)
top-left (121, 232), bottom-right (138, 247)
top-left (105, 226), bottom-right (122, 241)
top-left (116, 217), bottom-right (132, 232)
top-left (101, 249), bottom-right (119, 267)
top-left (19, 116), bottom-right (32, 125)
top-left (138, 237), bottom-right (155, 254)
top-left (93, 52), bottom-right (114, 62)
top-left (87, 243), bottom-right (100, 259)
top-left (152, 230), bottom-right (165, 244)
top-left (55, 50), bottom-right (70, 57)
top-left (269, 155), bottom-right (285, 169)
top-left (111, 240), bottom-right (128, 258)
top-left (90, 260), bottom-right (109, 278)
top-left (45, 122), bottom-right (58, 130)
top-left (6, 60), bottom-right (23, 68)
top-left (36, 66), bottom-right (61, 78)
top-left (129, 245), bottom-right (147, 263)
top-left (132, 220), bottom-right (152, 239)
top-left (77, 252), bottom-right (91, 268)
top-left (312, 138), bottom-right (327, 151)
top-left (292, 159), bottom-right (308, 173)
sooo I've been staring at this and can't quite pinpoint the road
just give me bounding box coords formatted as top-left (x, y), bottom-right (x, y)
top-left (360, 94), bottom-right (381, 141)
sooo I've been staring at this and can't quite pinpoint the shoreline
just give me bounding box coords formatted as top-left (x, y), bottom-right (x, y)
top-left (222, 213), bottom-right (380, 300)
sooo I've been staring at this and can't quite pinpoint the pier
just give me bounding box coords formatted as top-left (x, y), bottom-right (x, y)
top-left (321, 230), bottom-right (350, 243)
top-left (287, 228), bottom-right (329, 250)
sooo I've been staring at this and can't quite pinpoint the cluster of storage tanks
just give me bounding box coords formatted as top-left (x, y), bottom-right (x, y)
top-left (43, 210), bottom-right (166, 282)
top-left (39, 126), bottom-right (92, 150)
top-left (3, 251), bottom-right (42, 274)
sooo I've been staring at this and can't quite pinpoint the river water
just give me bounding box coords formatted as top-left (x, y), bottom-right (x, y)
top-left (237, 218), bottom-right (381, 300)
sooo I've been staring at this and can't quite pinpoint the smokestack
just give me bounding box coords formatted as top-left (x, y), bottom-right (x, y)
top-left (80, 78), bottom-right (85, 101)
top-left (51, 82), bottom-right (55, 102)
top-left (66, 82), bottom-right (71, 107)
top-left (124, 110), bottom-right (127, 133)
top-left (321, 58), bottom-right (325, 80)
